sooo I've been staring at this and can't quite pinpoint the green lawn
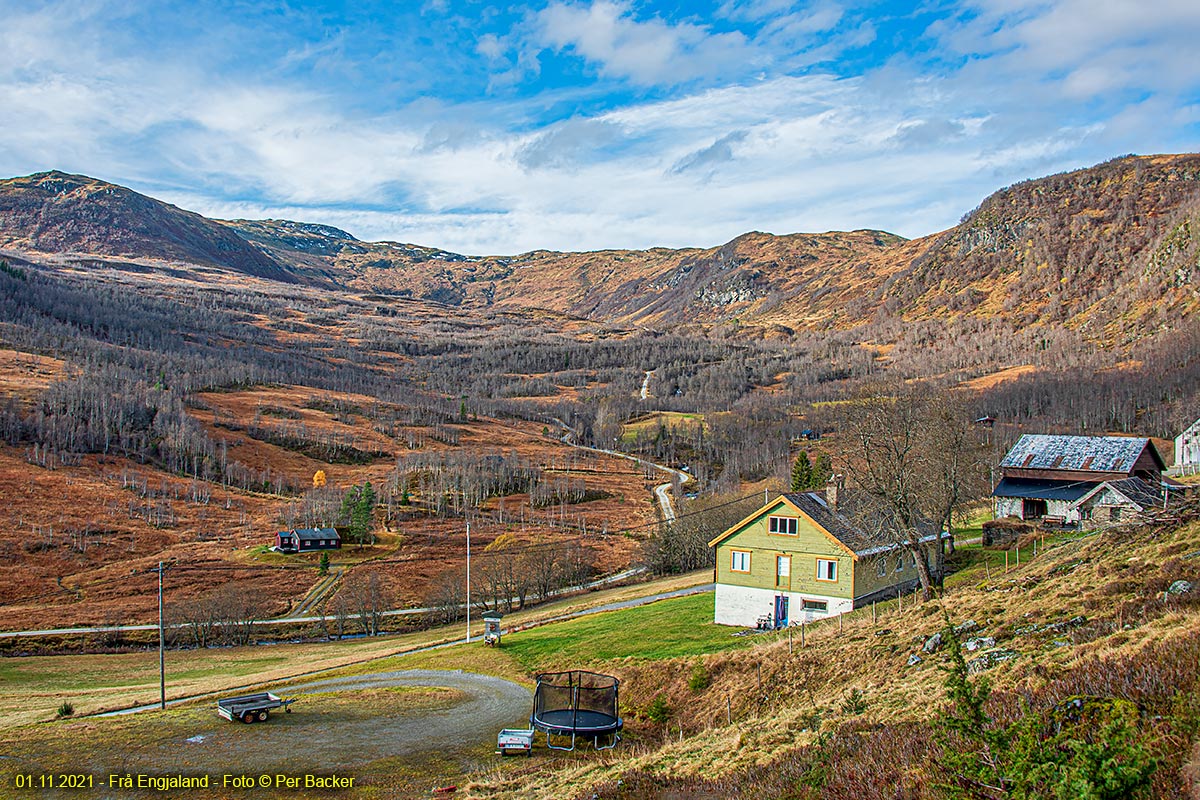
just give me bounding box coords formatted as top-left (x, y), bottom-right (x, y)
top-left (501, 592), bottom-right (749, 672)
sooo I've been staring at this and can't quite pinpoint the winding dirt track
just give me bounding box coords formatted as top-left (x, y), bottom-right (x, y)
top-left (101, 670), bottom-right (531, 781)
top-left (279, 669), bottom-right (532, 762)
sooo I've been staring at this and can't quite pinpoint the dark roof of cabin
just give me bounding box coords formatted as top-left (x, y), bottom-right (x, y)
top-left (991, 478), bottom-right (1094, 502)
top-left (283, 527), bottom-right (340, 541)
top-left (1000, 435), bottom-right (1157, 473)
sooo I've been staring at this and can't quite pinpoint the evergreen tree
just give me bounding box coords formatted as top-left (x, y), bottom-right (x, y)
top-left (318, 551), bottom-right (329, 576)
top-left (790, 451), bottom-right (813, 492)
top-left (813, 452), bottom-right (833, 487)
top-left (339, 482), bottom-right (377, 545)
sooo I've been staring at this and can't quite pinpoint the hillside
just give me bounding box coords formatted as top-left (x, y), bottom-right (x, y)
top-left (0, 171), bottom-right (301, 283)
top-left (868, 154), bottom-right (1200, 345)
top-left (4, 154), bottom-right (1200, 343)
top-left (2, 507), bottom-right (1199, 798)
top-left (225, 154), bottom-right (1200, 340)
top-left (485, 506), bottom-right (1200, 798)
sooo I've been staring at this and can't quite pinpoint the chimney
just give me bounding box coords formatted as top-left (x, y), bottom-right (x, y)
top-left (826, 474), bottom-right (845, 512)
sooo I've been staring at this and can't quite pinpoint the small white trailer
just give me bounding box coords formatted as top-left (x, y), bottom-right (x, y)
top-left (496, 728), bottom-right (534, 755)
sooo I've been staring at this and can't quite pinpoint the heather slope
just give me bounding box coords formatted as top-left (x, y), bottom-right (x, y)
top-left (0, 171), bottom-right (300, 283)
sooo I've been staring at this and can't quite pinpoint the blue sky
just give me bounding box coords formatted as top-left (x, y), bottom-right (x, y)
top-left (2, 0), bottom-right (1198, 253)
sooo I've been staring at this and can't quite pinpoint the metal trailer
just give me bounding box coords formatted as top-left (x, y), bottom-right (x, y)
top-left (496, 728), bottom-right (534, 755)
top-left (217, 692), bottom-right (294, 724)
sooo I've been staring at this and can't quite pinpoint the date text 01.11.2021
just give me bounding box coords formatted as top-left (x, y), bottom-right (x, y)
top-left (14, 774), bottom-right (93, 789)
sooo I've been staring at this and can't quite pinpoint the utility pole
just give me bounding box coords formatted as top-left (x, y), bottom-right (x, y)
top-left (465, 522), bottom-right (471, 645)
top-left (158, 561), bottom-right (164, 709)
top-left (152, 561), bottom-right (172, 710)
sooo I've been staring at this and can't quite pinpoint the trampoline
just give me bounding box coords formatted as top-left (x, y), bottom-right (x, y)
top-left (530, 670), bottom-right (623, 751)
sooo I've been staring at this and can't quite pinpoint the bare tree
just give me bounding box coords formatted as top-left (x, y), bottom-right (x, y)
top-left (423, 566), bottom-right (466, 626)
top-left (342, 572), bottom-right (391, 636)
top-left (835, 386), bottom-right (988, 601)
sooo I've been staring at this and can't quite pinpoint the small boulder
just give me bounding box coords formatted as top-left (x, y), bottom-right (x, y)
top-left (967, 648), bottom-right (1019, 674)
top-left (907, 653), bottom-right (923, 667)
top-left (964, 636), bottom-right (995, 652)
top-left (954, 619), bottom-right (980, 635)
top-left (922, 632), bottom-right (943, 653)
top-left (1168, 580), bottom-right (1193, 596)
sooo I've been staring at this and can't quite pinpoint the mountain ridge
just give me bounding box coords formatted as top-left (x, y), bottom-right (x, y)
top-left (0, 171), bottom-right (303, 284)
top-left (2, 155), bottom-right (1199, 342)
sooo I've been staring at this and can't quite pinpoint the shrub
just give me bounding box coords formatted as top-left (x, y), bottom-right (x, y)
top-left (56, 701), bottom-right (74, 718)
top-left (645, 694), bottom-right (671, 723)
top-left (936, 619), bottom-right (1157, 799)
top-left (688, 663), bottom-right (711, 692)
top-left (840, 688), bottom-right (867, 716)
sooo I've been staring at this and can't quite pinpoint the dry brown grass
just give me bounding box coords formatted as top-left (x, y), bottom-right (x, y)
top-left (0, 347), bottom-right (65, 401)
top-left (958, 364), bottom-right (1038, 391)
top-left (0, 378), bottom-right (658, 630)
top-left (462, 513), bottom-right (1200, 799)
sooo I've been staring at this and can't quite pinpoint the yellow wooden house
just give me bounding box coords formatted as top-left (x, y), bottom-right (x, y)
top-left (707, 490), bottom-right (944, 627)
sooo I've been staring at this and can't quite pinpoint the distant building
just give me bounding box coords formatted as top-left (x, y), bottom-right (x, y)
top-left (1176, 419), bottom-right (1200, 471)
top-left (991, 434), bottom-right (1167, 525)
top-left (276, 527), bottom-right (341, 552)
top-left (708, 489), bottom-right (944, 628)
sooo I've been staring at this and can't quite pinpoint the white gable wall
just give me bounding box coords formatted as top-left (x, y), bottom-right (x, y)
top-left (1177, 419), bottom-right (1200, 468)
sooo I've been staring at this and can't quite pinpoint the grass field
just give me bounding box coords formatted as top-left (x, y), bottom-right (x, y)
top-left (502, 592), bottom-right (747, 672)
top-left (0, 569), bottom-right (712, 728)
top-left (620, 411), bottom-right (706, 443)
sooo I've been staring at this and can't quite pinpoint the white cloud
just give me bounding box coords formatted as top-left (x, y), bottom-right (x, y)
top-left (935, 0), bottom-right (1200, 99)
top-left (0, 0), bottom-right (1197, 258)
top-left (534, 0), bottom-right (757, 86)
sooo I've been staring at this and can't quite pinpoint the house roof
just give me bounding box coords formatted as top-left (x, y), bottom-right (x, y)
top-left (708, 491), bottom-right (939, 558)
top-left (991, 477), bottom-right (1095, 502)
top-left (284, 527), bottom-right (340, 541)
top-left (781, 492), bottom-right (883, 554)
top-left (1073, 477), bottom-right (1164, 511)
top-left (1000, 434), bottom-right (1160, 473)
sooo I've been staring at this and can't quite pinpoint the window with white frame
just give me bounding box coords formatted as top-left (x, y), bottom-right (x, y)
top-left (816, 558), bottom-right (837, 582)
top-left (802, 599), bottom-right (828, 611)
top-left (768, 516), bottom-right (798, 535)
top-left (876, 558), bottom-right (887, 577)
top-left (776, 555), bottom-right (791, 584)
top-left (730, 550), bottom-right (751, 573)
top-left (895, 554), bottom-right (905, 572)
